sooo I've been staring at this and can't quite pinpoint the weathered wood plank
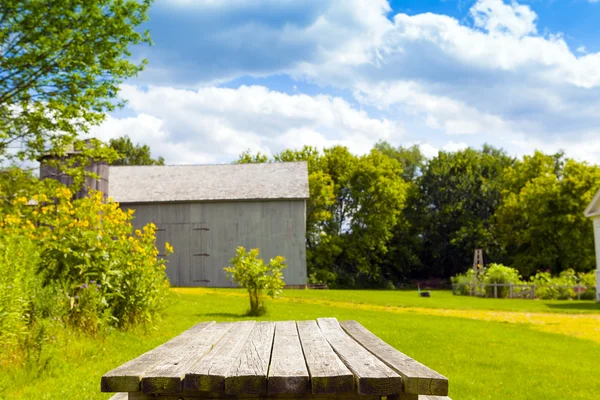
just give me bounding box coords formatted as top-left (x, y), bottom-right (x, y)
top-left (268, 321), bottom-right (310, 395)
top-left (296, 320), bottom-right (354, 395)
top-left (128, 391), bottom-right (384, 399)
top-left (140, 322), bottom-right (232, 393)
top-left (101, 322), bottom-right (215, 392)
top-left (418, 396), bottom-right (452, 400)
top-left (317, 318), bottom-right (402, 396)
top-left (108, 393), bottom-right (128, 400)
top-left (224, 321), bottom-right (275, 395)
top-left (183, 321), bottom-right (256, 392)
top-left (340, 320), bottom-right (448, 396)
top-left (388, 395), bottom-right (419, 400)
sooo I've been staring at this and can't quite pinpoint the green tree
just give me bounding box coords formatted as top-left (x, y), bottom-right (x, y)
top-left (109, 136), bottom-right (165, 166)
top-left (235, 145), bottom-right (409, 287)
top-left (415, 146), bottom-right (514, 278)
top-left (224, 247), bottom-right (286, 316)
top-left (374, 141), bottom-right (425, 182)
top-left (0, 166), bottom-right (37, 210)
top-left (342, 149), bottom-right (409, 283)
top-left (0, 0), bottom-right (152, 162)
top-left (272, 146), bottom-right (335, 252)
top-left (373, 142), bottom-right (426, 281)
top-left (495, 151), bottom-right (600, 276)
top-left (235, 149), bottom-right (269, 164)
top-left (312, 146), bottom-right (409, 287)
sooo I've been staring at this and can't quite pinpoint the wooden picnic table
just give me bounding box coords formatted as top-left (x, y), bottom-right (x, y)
top-left (102, 318), bottom-right (450, 400)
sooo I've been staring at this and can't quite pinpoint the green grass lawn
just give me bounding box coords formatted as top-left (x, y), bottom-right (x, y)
top-left (1, 288), bottom-right (599, 399)
top-left (271, 287), bottom-right (600, 314)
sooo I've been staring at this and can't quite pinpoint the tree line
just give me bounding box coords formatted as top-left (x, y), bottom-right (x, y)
top-left (235, 143), bottom-right (600, 288)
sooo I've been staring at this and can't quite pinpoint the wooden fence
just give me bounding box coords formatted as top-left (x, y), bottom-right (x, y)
top-left (452, 283), bottom-right (596, 300)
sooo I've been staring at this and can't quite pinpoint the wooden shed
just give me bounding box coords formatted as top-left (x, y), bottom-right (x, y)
top-left (108, 162), bottom-right (309, 288)
top-left (584, 188), bottom-right (600, 302)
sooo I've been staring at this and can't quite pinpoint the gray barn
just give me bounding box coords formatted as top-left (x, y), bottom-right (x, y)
top-left (107, 162), bottom-right (309, 287)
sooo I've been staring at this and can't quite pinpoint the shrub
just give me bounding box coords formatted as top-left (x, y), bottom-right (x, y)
top-left (451, 269), bottom-right (479, 296)
top-left (482, 263), bottom-right (522, 298)
top-left (224, 247), bottom-right (286, 316)
top-left (530, 269), bottom-right (594, 300)
top-left (2, 186), bottom-right (172, 331)
top-left (67, 281), bottom-right (111, 336)
top-left (579, 271), bottom-right (597, 300)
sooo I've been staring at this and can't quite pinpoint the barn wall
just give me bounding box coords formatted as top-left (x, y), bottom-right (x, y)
top-left (120, 200), bottom-right (307, 287)
top-left (594, 217), bottom-right (600, 302)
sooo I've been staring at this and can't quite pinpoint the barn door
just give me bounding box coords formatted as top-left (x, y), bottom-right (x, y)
top-left (189, 223), bottom-right (210, 286)
top-left (154, 223), bottom-right (188, 286)
top-left (155, 224), bottom-right (179, 285)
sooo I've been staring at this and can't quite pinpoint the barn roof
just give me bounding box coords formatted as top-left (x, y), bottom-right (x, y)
top-left (108, 162), bottom-right (309, 204)
top-left (585, 188), bottom-right (600, 218)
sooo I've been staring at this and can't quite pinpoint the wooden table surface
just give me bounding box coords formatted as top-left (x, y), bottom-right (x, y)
top-left (102, 318), bottom-right (450, 400)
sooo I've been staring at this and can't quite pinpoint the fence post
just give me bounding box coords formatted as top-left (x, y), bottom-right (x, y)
top-left (577, 285), bottom-right (581, 300)
top-left (494, 284), bottom-right (497, 299)
top-left (532, 284), bottom-right (535, 299)
top-left (470, 283), bottom-right (473, 296)
top-left (510, 284), bottom-right (513, 299)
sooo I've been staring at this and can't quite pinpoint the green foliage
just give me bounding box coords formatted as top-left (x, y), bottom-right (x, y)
top-left (482, 263), bottom-right (523, 298)
top-left (373, 144), bottom-right (426, 282)
top-left (450, 270), bottom-right (478, 296)
top-left (579, 272), bottom-right (597, 300)
top-left (109, 136), bottom-right (165, 166)
top-left (235, 144), bottom-right (600, 289)
top-left (224, 247), bottom-right (286, 316)
top-left (235, 149), bottom-right (269, 164)
top-left (452, 265), bottom-right (597, 300)
top-left (32, 190), bottom-right (172, 328)
top-left (415, 146), bottom-right (514, 278)
top-left (273, 146), bottom-right (336, 252)
top-left (0, 179), bottom-right (172, 339)
top-left (0, 0), bottom-right (152, 162)
top-left (529, 269), bottom-right (596, 300)
top-left (308, 146), bottom-right (409, 286)
top-left (495, 152), bottom-right (600, 275)
top-left (0, 233), bottom-right (40, 352)
top-left (373, 141), bottom-right (425, 182)
top-left (67, 281), bottom-right (110, 336)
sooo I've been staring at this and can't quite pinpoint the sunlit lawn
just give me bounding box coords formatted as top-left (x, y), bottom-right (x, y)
top-left (273, 287), bottom-right (600, 314)
top-left (1, 288), bottom-right (599, 399)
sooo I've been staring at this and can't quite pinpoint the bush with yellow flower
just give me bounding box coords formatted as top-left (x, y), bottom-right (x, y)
top-left (0, 171), bottom-right (172, 354)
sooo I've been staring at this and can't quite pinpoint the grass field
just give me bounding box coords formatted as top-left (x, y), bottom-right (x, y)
top-left (1, 288), bottom-right (599, 399)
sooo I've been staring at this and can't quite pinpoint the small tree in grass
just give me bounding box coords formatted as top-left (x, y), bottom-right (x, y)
top-left (224, 247), bottom-right (286, 316)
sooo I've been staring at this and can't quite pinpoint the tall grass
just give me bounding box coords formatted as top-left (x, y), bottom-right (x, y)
top-left (0, 235), bottom-right (40, 356)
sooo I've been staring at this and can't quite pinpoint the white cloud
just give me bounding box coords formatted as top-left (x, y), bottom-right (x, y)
top-left (108, 0), bottom-right (600, 165)
top-left (354, 81), bottom-right (509, 136)
top-left (418, 143), bottom-right (439, 159)
top-left (409, 141), bottom-right (469, 159)
top-left (94, 85), bottom-right (402, 163)
top-left (138, 0), bottom-right (392, 86)
top-left (350, 4), bottom-right (600, 89)
top-left (290, 0), bottom-right (600, 163)
top-left (470, 0), bottom-right (537, 38)
top-left (511, 133), bottom-right (600, 163)
top-left (442, 141), bottom-right (470, 152)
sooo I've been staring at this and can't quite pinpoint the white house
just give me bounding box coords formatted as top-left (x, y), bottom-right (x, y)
top-left (584, 188), bottom-right (600, 302)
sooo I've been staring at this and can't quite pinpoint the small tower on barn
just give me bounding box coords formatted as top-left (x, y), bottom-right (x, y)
top-left (584, 189), bottom-right (600, 303)
top-left (39, 139), bottom-right (109, 200)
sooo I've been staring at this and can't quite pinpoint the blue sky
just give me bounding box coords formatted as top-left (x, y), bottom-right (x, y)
top-left (92, 0), bottom-right (600, 164)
